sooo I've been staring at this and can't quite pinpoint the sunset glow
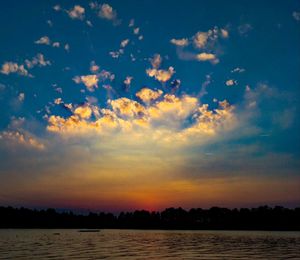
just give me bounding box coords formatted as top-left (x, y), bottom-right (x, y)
top-left (0, 0), bottom-right (299, 212)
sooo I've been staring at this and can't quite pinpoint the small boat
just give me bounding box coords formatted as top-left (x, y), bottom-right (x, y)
top-left (78, 229), bottom-right (100, 232)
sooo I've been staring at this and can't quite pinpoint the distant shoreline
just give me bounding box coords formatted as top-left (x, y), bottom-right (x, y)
top-left (1, 206), bottom-right (299, 231)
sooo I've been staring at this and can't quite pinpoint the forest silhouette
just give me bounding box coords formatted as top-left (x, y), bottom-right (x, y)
top-left (0, 206), bottom-right (299, 230)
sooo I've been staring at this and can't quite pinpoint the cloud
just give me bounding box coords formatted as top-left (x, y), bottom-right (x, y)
top-left (1, 53), bottom-right (50, 77)
top-left (54, 98), bottom-right (62, 105)
top-left (120, 39), bottom-right (129, 48)
top-left (129, 19), bottom-right (134, 27)
top-left (110, 98), bottom-right (146, 118)
top-left (68, 5), bottom-right (85, 20)
top-left (231, 67), bottom-right (245, 73)
top-left (193, 27), bottom-right (227, 49)
top-left (170, 38), bottom-right (189, 47)
top-left (293, 11), bottom-right (300, 21)
top-left (150, 54), bottom-right (162, 69)
top-left (73, 74), bottom-right (99, 91)
top-left (35, 36), bottom-right (65, 50)
top-left (90, 61), bottom-right (100, 73)
top-left (225, 79), bottom-right (237, 86)
top-left (193, 32), bottom-right (209, 49)
top-left (99, 4), bottom-right (116, 20)
top-left (136, 88), bottom-right (163, 103)
top-left (0, 62), bottom-right (29, 76)
top-left (198, 75), bottom-right (211, 97)
top-left (35, 36), bottom-right (51, 45)
top-left (196, 53), bottom-right (219, 64)
top-left (74, 105), bottom-right (93, 119)
top-left (220, 29), bottom-right (229, 38)
top-left (18, 93), bottom-right (25, 102)
top-left (64, 44), bottom-right (70, 52)
top-left (109, 39), bottom-right (129, 59)
top-left (86, 20), bottom-right (93, 27)
top-left (47, 20), bottom-right (53, 27)
top-left (123, 76), bottom-right (133, 87)
top-left (0, 130), bottom-right (45, 150)
top-left (73, 68), bottom-right (115, 91)
top-left (171, 27), bottom-right (228, 63)
top-left (146, 67), bottom-right (175, 83)
top-left (25, 53), bottom-right (51, 69)
top-left (53, 5), bottom-right (61, 11)
top-left (90, 2), bottom-right (120, 25)
top-left (109, 48), bottom-right (125, 58)
top-left (146, 54), bottom-right (175, 83)
top-left (47, 87), bottom-right (236, 148)
top-left (52, 42), bottom-right (60, 48)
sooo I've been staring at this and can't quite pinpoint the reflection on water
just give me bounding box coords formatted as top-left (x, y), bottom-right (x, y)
top-left (0, 229), bottom-right (300, 259)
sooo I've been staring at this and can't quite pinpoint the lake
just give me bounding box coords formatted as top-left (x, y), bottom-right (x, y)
top-left (0, 229), bottom-right (300, 259)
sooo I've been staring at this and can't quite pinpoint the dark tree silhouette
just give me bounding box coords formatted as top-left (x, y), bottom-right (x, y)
top-left (0, 205), bottom-right (299, 230)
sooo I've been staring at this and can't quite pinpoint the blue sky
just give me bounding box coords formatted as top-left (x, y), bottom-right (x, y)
top-left (0, 0), bottom-right (299, 211)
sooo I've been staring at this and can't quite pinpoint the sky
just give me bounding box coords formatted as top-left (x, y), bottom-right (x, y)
top-left (0, 0), bottom-right (300, 212)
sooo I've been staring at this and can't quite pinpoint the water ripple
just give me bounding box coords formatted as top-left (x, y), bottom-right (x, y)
top-left (0, 230), bottom-right (300, 259)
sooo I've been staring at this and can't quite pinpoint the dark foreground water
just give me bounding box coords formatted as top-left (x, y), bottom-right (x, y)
top-left (0, 229), bottom-right (300, 259)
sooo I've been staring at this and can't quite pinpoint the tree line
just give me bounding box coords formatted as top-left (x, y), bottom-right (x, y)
top-left (0, 205), bottom-right (299, 230)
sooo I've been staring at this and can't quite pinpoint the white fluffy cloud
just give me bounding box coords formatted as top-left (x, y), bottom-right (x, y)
top-left (18, 93), bottom-right (25, 102)
top-left (73, 67), bottom-right (115, 91)
top-left (73, 75), bottom-right (99, 91)
top-left (171, 26), bottom-right (229, 64)
top-left (25, 53), bottom-right (51, 69)
top-left (196, 53), bottom-right (219, 64)
top-left (123, 76), bottom-right (133, 86)
top-left (68, 5), bottom-right (85, 20)
top-left (120, 39), bottom-right (129, 48)
top-left (170, 38), bottom-right (189, 47)
top-left (136, 88), bottom-right (163, 103)
top-left (146, 67), bottom-right (175, 83)
top-left (90, 2), bottom-right (119, 25)
top-left (0, 62), bottom-right (29, 76)
top-left (74, 106), bottom-right (93, 119)
top-left (35, 36), bottom-right (51, 45)
top-left (35, 36), bottom-right (67, 50)
top-left (1, 53), bottom-right (50, 77)
top-left (47, 87), bottom-right (236, 147)
top-left (146, 54), bottom-right (175, 83)
top-left (225, 79), bottom-right (238, 86)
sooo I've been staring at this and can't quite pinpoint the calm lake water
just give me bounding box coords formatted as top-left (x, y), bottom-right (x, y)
top-left (0, 229), bottom-right (300, 259)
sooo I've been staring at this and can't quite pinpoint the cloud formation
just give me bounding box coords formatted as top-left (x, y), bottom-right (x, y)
top-left (136, 88), bottom-right (163, 103)
top-left (225, 79), bottom-right (237, 86)
top-left (1, 53), bottom-right (50, 77)
top-left (1, 62), bottom-right (29, 76)
top-left (146, 54), bottom-right (175, 83)
top-left (196, 53), bottom-right (219, 64)
top-left (73, 74), bottom-right (99, 91)
top-left (170, 38), bottom-right (189, 47)
top-left (171, 26), bottom-right (228, 63)
top-left (47, 87), bottom-right (236, 148)
top-left (0, 130), bottom-right (45, 150)
top-left (68, 5), bottom-right (85, 20)
top-left (90, 2), bottom-right (120, 25)
top-left (35, 36), bottom-right (51, 45)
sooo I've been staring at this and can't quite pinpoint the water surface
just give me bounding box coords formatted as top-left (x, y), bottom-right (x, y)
top-left (0, 229), bottom-right (300, 259)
